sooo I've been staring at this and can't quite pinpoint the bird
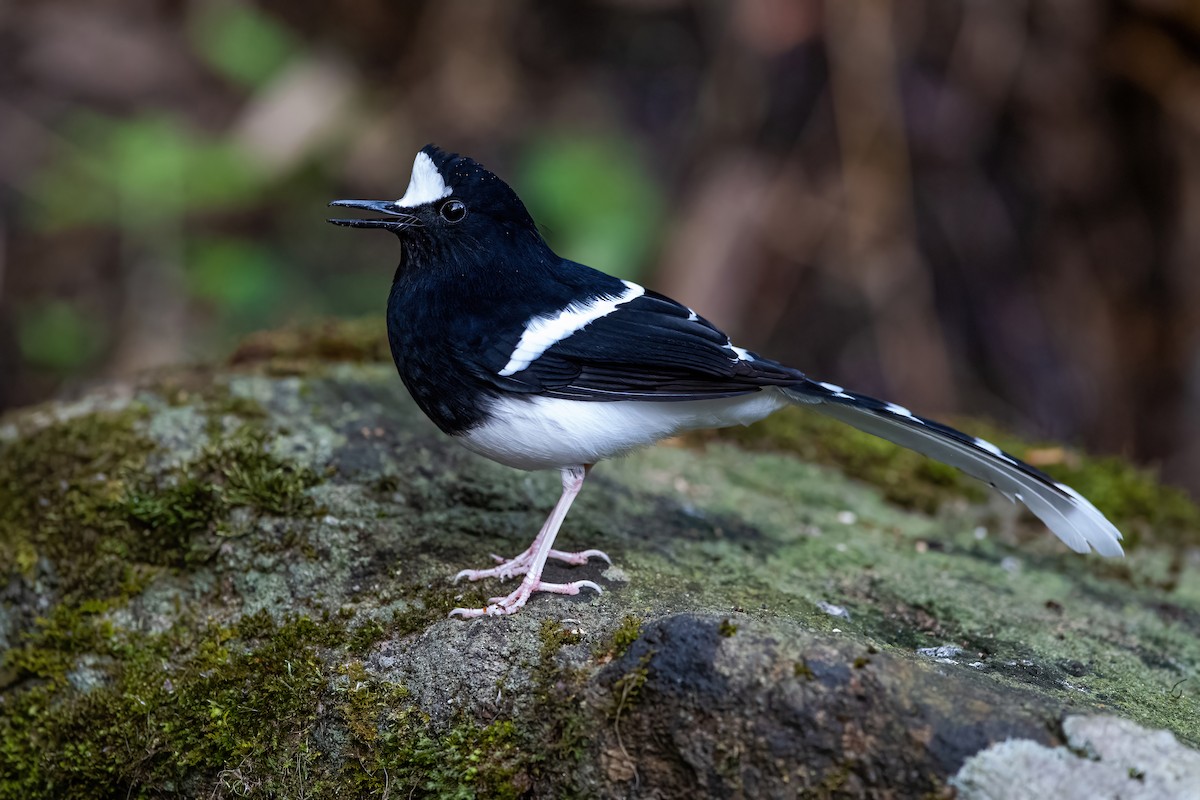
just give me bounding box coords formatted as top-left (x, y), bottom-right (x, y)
top-left (328, 145), bottom-right (1124, 619)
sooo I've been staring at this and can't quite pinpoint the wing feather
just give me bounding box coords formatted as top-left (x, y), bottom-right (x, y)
top-left (480, 289), bottom-right (804, 400)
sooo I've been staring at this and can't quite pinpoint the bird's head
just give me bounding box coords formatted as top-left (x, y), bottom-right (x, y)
top-left (328, 145), bottom-right (541, 268)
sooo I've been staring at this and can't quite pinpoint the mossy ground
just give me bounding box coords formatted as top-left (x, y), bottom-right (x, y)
top-left (610, 440), bottom-right (1200, 744)
top-left (1, 608), bottom-right (527, 798)
top-left (0, 372), bottom-right (534, 798)
top-left (1, 320), bottom-right (1197, 797)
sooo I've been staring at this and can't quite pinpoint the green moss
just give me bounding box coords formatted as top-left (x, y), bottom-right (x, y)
top-left (609, 657), bottom-right (650, 722)
top-left (193, 425), bottom-right (320, 517)
top-left (522, 619), bottom-right (590, 792)
top-left (203, 385), bottom-right (269, 422)
top-left (349, 618), bottom-right (387, 655)
top-left (594, 614), bottom-right (643, 660)
top-left (155, 374), bottom-right (268, 421)
top-left (119, 422), bottom-right (320, 549)
top-left (341, 705), bottom-right (526, 800)
top-left (337, 635), bottom-right (528, 799)
top-left (0, 400), bottom-right (343, 797)
top-left (3, 600), bottom-right (118, 687)
top-left (1, 612), bottom-right (336, 798)
top-left (121, 477), bottom-right (224, 563)
top-left (388, 585), bottom-right (489, 638)
top-left (1041, 456), bottom-right (1198, 551)
top-left (1, 607), bottom-right (532, 800)
top-left (0, 407), bottom-right (160, 603)
top-left (0, 402), bottom-right (319, 614)
top-left (807, 764), bottom-right (851, 799)
top-left (228, 318), bottom-right (390, 369)
top-left (538, 618), bottom-right (583, 662)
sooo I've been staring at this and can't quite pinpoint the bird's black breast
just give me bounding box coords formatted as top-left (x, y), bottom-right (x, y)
top-left (386, 281), bottom-right (498, 435)
top-left (385, 254), bottom-right (627, 435)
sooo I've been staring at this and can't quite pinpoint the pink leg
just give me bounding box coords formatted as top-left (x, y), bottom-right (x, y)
top-left (450, 465), bottom-right (604, 618)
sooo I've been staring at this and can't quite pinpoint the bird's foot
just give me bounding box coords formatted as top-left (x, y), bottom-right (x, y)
top-left (449, 577), bottom-right (603, 619)
top-left (452, 547), bottom-right (611, 584)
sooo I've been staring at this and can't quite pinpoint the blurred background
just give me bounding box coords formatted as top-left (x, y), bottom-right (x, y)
top-left (0, 0), bottom-right (1198, 496)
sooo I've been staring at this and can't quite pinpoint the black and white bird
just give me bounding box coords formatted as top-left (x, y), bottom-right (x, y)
top-left (329, 145), bottom-right (1124, 618)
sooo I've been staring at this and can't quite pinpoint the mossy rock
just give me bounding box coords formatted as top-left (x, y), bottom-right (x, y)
top-left (1, 320), bottom-right (1197, 799)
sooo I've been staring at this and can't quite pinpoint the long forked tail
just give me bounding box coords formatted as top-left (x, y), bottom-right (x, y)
top-left (781, 380), bottom-right (1124, 557)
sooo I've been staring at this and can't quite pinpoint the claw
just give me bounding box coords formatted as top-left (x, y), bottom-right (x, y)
top-left (485, 578), bottom-right (602, 606)
top-left (451, 546), bottom-right (612, 584)
top-left (449, 605), bottom-right (489, 619)
top-left (453, 578), bottom-right (604, 618)
top-left (577, 549), bottom-right (612, 565)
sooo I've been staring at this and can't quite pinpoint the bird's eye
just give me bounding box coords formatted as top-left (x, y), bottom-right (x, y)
top-left (439, 199), bottom-right (467, 223)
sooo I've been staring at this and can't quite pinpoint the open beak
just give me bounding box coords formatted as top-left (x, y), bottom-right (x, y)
top-left (327, 199), bottom-right (421, 231)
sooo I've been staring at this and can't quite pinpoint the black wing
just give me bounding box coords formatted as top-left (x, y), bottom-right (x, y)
top-left (474, 289), bottom-right (805, 401)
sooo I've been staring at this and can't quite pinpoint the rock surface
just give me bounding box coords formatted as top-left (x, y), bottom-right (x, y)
top-left (1, 327), bottom-right (1198, 798)
top-left (952, 715), bottom-right (1200, 799)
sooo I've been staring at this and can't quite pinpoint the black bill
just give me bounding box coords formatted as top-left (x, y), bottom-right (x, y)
top-left (327, 199), bottom-right (421, 230)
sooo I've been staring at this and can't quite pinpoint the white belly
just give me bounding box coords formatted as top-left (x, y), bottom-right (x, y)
top-left (458, 390), bottom-right (789, 470)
